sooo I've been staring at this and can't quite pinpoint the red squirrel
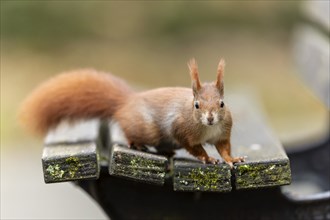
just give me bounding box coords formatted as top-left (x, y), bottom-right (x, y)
top-left (19, 59), bottom-right (245, 166)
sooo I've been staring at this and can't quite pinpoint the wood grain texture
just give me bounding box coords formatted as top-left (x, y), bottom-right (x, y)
top-left (42, 142), bottom-right (100, 183)
top-left (42, 119), bottom-right (101, 183)
top-left (109, 144), bottom-right (168, 185)
top-left (228, 95), bottom-right (291, 189)
top-left (173, 158), bottom-right (231, 192)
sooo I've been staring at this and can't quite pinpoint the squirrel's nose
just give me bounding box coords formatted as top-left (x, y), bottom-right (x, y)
top-left (207, 117), bottom-right (214, 123)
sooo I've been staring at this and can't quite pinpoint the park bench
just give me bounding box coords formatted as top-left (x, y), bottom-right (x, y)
top-left (42, 94), bottom-right (294, 219)
top-left (42, 95), bottom-right (291, 191)
top-left (40, 2), bottom-right (329, 219)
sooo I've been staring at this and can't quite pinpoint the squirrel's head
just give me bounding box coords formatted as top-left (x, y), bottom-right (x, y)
top-left (188, 58), bottom-right (226, 126)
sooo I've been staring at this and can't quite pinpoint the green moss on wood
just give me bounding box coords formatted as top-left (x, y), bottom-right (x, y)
top-left (110, 149), bottom-right (167, 185)
top-left (174, 163), bottom-right (231, 192)
top-left (130, 157), bottom-right (163, 171)
top-left (65, 156), bottom-right (82, 178)
top-left (42, 142), bottom-right (100, 183)
top-left (46, 164), bottom-right (65, 179)
top-left (235, 161), bottom-right (291, 189)
top-left (188, 167), bottom-right (223, 190)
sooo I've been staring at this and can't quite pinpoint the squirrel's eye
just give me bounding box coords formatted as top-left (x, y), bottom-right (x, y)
top-left (220, 100), bottom-right (225, 108)
top-left (194, 101), bottom-right (200, 109)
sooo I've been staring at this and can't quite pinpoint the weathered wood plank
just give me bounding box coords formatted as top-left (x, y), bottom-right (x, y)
top-left (44, 119), bottom-right (101, 144)
top-left (42, 119), bottom-right (101, 183)
top-left (228, 95), bottom-right (291, 190)
top-left (42, 142), bottom-right (100, 183)
top-left (109, 144), bottom-right (168, 185)
top-left (235, 161), bottom-right (290, 190)
top-left (173, 156), bottom-right (232, 192)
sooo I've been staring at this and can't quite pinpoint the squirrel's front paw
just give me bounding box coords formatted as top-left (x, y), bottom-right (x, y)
top-left (207, 156), bottom-right (220, 164)
top-left (197, 156), bottom-right (219, 164)
top-left (232, 156), bottom-right (246, 163)
top-left (225, 156), bottom-right (246, 168)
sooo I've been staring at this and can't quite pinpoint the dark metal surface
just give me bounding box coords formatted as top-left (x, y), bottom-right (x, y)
top-left (283, 136), bottom-right (330, 200)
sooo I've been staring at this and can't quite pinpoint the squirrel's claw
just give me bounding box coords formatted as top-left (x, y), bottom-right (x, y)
top-left (226, 161), bottom-right (234, 168)
top-left (197, 156), bottom-right (219, 165)
top-left (225, 156), bottom-right (246, 168)
top-left (206, 156), bottom-right (219, 165)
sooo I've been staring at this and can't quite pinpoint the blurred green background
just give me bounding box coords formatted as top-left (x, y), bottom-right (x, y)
top-left (1, 1), bottom-right (328, 219)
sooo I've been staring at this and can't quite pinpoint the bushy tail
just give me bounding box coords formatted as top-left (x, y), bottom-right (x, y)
top-left (19, 69), bottom-right (134, 136)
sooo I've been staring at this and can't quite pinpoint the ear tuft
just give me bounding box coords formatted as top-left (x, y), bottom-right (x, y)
top-left (216, 58), bottom-right (225, 96)
top-left (188, 58), bottom-right (201, 94)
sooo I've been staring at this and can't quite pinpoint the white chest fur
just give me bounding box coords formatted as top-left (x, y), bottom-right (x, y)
top-left (200, 124), bottom-right (223, 144)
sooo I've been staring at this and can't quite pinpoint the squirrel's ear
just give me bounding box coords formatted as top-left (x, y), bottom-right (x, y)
top-left (216, 58), bottom-right (225, 97)
top-left (188, 58), bottom-right (201, 96)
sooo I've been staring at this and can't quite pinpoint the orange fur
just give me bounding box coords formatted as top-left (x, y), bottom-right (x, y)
top-left (216, 59), bottom-right (225, 88)
top-left (188, 58), bottom-right (201, 95)
top-left (19, 69), bottom-right (133, 135)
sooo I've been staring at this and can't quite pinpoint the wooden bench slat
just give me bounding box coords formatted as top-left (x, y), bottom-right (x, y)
top-left (42, 119), bottom-right (101, 183)
top-left (108, 144), bottom-right (168, 185)
top-left (42, 142), bottom-right (100, 183)
top-left (173, 158), bottom-right (232, 192)
top-left (173, 148), bottom-right (232, 192)
top-left (44, 119), bottom-right (101, 144)
top-left (228, 95), bottom-right (291, 189)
